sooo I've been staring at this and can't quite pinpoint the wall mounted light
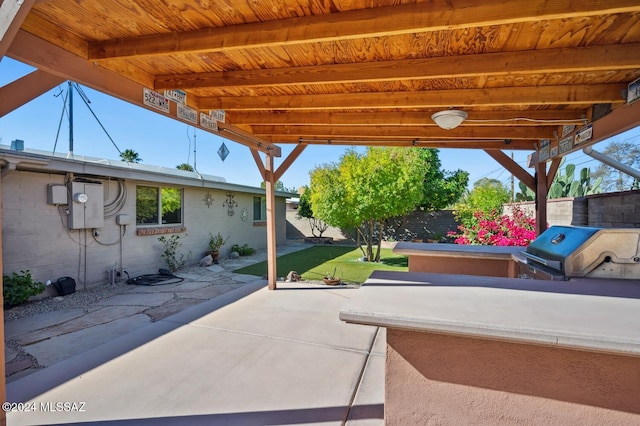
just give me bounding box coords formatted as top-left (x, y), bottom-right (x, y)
top-left (431, 110), bottom-right (468, 130)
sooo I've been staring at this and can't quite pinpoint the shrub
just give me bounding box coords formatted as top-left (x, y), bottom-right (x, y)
top-left (3, 270), bottom-right (45, 307)
top-left (231, 243), bottom-right (256, 256)
top-left (449, 206), bottom-right (536, 246)
top-left (158, 234), bottom-right (190, 272)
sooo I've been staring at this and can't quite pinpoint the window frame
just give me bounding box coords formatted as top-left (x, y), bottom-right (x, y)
top-left (136, 185), bottom-right (184, 226)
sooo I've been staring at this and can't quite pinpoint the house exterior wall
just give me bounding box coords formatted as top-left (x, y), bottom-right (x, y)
top-left (1, 169), bottom-right (287, 294)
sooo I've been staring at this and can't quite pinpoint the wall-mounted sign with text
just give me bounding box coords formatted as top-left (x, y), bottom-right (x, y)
top-left (164, 89), bottom-right (187, 105)
top-left (143, 88), bottom-right (170, 113)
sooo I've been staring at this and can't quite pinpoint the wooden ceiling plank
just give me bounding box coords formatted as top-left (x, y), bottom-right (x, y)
top-left (0, 69), bottom-right (64, 117)
top-left (200, 84), bottom-right (625, 111)
top-left (155, 43), bottom-right (640, 90)
top-left (8, 30), bottom-right (277, 156)
top-left (89, 0), bottom-right (640, 60)
top-left (0, 0), bottom-right (36, 59)
top-left (484, 150), bottom-right (536, 190)
top-left (229, 111), bottom-right (587, 126)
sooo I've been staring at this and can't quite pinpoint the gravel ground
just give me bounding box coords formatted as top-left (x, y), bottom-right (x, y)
top-left (4, 281), bottom-right (135, 322)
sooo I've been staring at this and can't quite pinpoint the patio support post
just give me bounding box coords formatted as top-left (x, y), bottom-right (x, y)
top-left (265, 151), bottom-right (278, 290)
top-left (0, 172), bottom-right (5, 426)
top-left (535, 160), bottom-right (548, 236)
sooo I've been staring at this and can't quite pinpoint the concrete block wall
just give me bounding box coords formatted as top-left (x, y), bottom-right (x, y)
top-left (2, 170), bottom-right (287, 293)
top-left (577, 190), bottom-right (640, 228)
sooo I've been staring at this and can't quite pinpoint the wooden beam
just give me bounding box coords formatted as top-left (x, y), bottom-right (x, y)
top-left (249, 148), bottom-right (265, 181)
top-left (265, 137), bottom-right (536, 150)
top-left (90, 0), bottom-right (640, 60)
top-left (229, 111), bottom-right (587, 127)
top-left (0, 0), bottom-right (35, 59)
top-left (535, 161), bottom-right (549, 235)
top-left (7, 30), bottom-right (277, 155)
top-left (484, 150), bottom-right (536, 190)
top-left (547, 158), bottom-right (562, 190)
top-left (0, 69), bottom-right (65, 117)
top-left (155, 43), bottom-right (640, 90)
top-left (540, 100), bottom-right (640, 163)
top-left (274, 144), bottom-right (306, 182)
top-left (264, 152), bottom-right (277, 290)
top-left (199, 84), bottom-right (624, 111)
top-left (251, 124), bottom-right (555, 140)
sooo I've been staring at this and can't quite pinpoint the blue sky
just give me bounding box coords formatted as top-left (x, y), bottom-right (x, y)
top-left (1, 57), bottom-right (638, 191)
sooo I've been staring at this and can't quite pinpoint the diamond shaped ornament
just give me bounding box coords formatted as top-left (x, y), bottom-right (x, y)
top-left (217, 142), bottom-right (230, 162)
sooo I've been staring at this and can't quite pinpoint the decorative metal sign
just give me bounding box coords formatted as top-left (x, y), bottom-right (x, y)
top-left (218, 142), bottom-right (230, 162)
top-left (143, 88), bottom-right (170, 113)
top-left (223, 192), bottom-right (238, 216)
top-left (200, 113), bottom-right (218, 131)
top-left (574, 124), bottom-right (593, 145)
top-left (164, 89), bottom-right (186, 105)
top-left (203, 191), bottom-right (214, 208)
top-left (209, 109), bottom-right (226, 123)
top-left (177, 104), bottom-right (197, 124)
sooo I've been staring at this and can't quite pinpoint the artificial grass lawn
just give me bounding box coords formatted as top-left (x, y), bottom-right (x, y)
top-left (233, 245), bottom-right (408, 284)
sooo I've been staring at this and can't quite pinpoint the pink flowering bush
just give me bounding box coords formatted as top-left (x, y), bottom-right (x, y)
top-left (448, 207), bottom-right (536, 246)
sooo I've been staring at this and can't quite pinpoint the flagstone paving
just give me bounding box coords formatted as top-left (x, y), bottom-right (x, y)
top-left (4, 242), bottom-right (312, 383)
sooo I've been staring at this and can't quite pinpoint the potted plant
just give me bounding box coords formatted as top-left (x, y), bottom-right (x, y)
top-left (322, 267), bottom-right (341, 286)
top-left (207, 232), bottom-right (229, 263)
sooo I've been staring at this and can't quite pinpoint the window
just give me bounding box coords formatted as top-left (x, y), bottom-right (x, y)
top-left (253, 196), bottom-right (266, 221)
top-left (136, 186), bottom-right (183, 225)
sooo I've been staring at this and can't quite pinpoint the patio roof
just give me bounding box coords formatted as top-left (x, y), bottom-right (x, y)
top-left (2, 1), bottom-right (640, 155)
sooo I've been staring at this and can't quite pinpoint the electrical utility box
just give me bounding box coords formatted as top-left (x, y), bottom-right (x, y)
top-left (67, 182), bottom-right (104, 229)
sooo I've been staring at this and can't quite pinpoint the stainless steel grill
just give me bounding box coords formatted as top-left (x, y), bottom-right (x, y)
top-left (519, 226), bottom-right (640, 280)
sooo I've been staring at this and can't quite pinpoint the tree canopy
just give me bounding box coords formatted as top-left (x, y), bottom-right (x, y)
top-left (176, 163), bottom-right (194, 171)
top-left (592, 140), bottom-right (640, 192)
top-left (454, 178), bottom-right (511, 228)
top-left (120, 149), bottom-right (142, 163)
top-left (418, 148), bottom-right (469, 211)
top-left (310, 147), bottom-right (426, 261)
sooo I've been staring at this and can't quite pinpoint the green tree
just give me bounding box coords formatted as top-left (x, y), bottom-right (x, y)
top-left (176, 163), bottom-right (194, 171)
top-left (591, 140), bottom-right (640, 192)
top-left (297, 186), bottom-right (329, 237)
top-left (454, 178), bottom-right (511, 228)
top-left (260, 181), bottom-right (297, 193)
top-left (310, 147), bottom-right (426, 262)
top-left (418, 148), bottom-right (469, 211)
top-left (120, 149), bottom-right (142, 163)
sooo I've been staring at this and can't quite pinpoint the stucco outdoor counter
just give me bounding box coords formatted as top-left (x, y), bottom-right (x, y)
top-left (340, 270), bottom-right (640, 356)
top-left (392, 242), bottom-right (522, 277)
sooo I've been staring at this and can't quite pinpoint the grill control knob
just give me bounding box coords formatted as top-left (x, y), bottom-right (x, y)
top-left (551, 233), bottom-right (565, 244)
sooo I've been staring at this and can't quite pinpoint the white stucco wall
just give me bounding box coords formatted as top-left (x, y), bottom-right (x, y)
top-left (1, 169), bottom-right (287, 293)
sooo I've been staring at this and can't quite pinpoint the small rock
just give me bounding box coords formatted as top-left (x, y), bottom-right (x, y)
top-left (286, 271), bottom-right (301, 282)
top-left (199, 254), bottom-right (214, 267)
top-left (53, 296), bottom-right (64, 302)
top-left (229, 251), bottom-right (240, 259)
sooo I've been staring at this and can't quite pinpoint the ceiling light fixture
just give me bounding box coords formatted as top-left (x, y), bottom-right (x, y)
top-left (431, 110), bottom-right (468, 130)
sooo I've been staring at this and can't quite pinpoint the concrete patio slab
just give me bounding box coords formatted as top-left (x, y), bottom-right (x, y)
top-left (7, 280), bottom-right (383, 425)
top-left (190, 283), bottom-right (375, 352)
top-left (346, 349), bottom-right (385, 425)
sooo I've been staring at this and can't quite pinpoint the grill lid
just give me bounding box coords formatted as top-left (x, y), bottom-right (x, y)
top-left (524, 226), bottom-right (640, 279)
